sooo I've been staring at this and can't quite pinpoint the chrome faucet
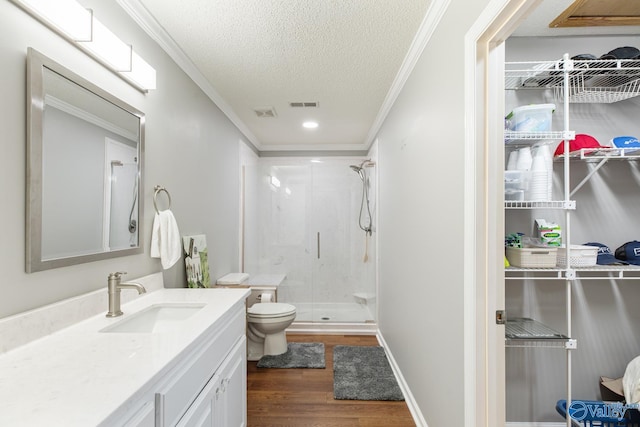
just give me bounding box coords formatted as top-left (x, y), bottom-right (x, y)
top-left (106, 272), bottom-right (146, 317)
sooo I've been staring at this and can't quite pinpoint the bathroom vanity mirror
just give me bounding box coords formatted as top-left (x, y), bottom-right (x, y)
top-left (26, 48), bottom-right (145, 273)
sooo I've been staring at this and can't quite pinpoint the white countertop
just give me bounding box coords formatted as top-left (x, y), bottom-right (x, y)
top-left (0, 287), bottom-right (250, 427)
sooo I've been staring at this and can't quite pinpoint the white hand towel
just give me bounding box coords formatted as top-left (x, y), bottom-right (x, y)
top-left (150, 210), bottom-right (182, 270)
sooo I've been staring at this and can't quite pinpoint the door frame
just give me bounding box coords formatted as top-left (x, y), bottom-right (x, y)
top-left (464, 0), bottom-right (542, 425)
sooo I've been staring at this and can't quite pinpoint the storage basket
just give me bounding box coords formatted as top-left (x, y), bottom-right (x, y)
top-left (556, 245), bottom-right (598, 268)
top-left (556, 399), bottom-right (640, 427)
top-left (505, 103), bottom-right (555, 132)
top-left (506, 246), bottom-right (558, 268)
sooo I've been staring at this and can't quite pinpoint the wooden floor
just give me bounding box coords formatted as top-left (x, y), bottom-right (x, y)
top-left (247, 334), bottom-right (416, 427)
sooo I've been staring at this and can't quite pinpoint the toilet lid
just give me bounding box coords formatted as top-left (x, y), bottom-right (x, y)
top-left (248, 303), bottom-right (296, 317)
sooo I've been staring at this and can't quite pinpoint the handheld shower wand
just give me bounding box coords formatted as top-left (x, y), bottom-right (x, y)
top-left (349, 160), bottom-right (374, 236)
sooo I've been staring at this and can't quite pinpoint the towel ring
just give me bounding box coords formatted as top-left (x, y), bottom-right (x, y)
top-left (153, 185), bottom-right (172, 213)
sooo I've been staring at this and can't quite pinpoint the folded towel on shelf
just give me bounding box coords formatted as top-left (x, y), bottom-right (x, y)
top-left (150, 210), bottom-right (182, 269)
top-left (623, 355), bottom-right (640, 405)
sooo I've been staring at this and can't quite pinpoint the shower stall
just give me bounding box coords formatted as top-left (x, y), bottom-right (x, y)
top-left (242, 156), bottom-right (377, 327)
top-left (104, 138), bottom-right (139, 251)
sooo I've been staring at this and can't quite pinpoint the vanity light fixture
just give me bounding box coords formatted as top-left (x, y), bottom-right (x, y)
top-left (12, 0), bottom-right (156, 92)
top-left (19, 0), bottom-right (92, 41)
top-left (303, 121), bottom-right (319, 129)
top-left (120, 52), bottom-right (156, 90)
top-left (79, 17), bottom-right (133, 72)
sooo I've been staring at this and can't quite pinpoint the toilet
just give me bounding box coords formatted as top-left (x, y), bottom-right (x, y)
top-left (216, 273), bottom-right (296, 361)
top-left (246, 301), bottom-right (296, 360)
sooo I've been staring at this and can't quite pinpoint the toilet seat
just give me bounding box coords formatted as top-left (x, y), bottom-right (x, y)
top-left (247, 302), bottom-right (296, 318)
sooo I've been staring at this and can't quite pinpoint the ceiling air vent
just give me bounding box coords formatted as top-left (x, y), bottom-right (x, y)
top-left (290, 101), bottom-right (319, 108)
top-left (253, 106), bottom-right (277, 118)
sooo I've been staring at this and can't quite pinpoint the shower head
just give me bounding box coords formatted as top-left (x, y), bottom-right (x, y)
top-left (350, 164), bottom-right (366, 182)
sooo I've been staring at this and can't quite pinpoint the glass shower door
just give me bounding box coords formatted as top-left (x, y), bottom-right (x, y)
top-left (310, 161), bottom-right (366, 322)
top-left (250, 158), bottom-right (376, 324)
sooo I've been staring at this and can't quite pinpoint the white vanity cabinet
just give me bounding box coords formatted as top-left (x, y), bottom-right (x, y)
top-left (0, 288), bottom-right (250, 427)
top-left (155, 307), bottom-right (246, 426)
top-left (100, 293), bottom-right (248, 427)
top-left (177, 337), bottom-right (247, 427)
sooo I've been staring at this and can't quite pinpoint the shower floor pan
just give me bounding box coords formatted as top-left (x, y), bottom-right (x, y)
top-left (290, 302), bottom-right (375, 323)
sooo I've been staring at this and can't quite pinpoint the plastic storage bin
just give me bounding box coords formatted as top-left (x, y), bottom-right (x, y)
top-left (504, 170), bottom-right (529, 201)
top-left (504, 189), bottom-right (524, 201)
top-left (506, 246), bottom-right (558, 268)
top-left (556, 399), bottom-right (640, 427)
top-left (506, 103), bottom-right (556, 132)
top-left (556, 245), bottom-right (598, 267)
top-left (505, 170), bottom-right (529, 190)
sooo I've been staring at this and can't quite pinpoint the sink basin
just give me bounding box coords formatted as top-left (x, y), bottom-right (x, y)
top-left (101, 303), bottom-right (206, 333)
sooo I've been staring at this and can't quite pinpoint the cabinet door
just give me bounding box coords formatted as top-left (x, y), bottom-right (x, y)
top-left (177, 337), bottom-right (246, 427)
top-left (176, 372), bottom-right (220, 427)
top-left (215, 337), bottom-right (247, 427)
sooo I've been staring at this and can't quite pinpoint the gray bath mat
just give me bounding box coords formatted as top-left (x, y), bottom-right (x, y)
top-left (333, 345), bottom-right (404, 401)
top-left (256, 342), bottom-right (325, 368)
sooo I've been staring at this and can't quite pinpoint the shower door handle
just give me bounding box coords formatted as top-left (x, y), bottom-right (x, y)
top-left (317, 232), bottom-right (320, 259)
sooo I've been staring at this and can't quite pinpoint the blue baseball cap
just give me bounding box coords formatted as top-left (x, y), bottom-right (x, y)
top-left (611, 136), bottom-right (640, 149)
top-left (615, 241), bottom-right (640, 265)
top-left (583, 242), bottom-right (627, 265)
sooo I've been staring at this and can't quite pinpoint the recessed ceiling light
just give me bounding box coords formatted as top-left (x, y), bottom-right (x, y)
top-left (303, 121), bottom-right (318, 129)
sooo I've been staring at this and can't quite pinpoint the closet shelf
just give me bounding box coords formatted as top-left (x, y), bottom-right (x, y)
top-left (505, 58), bottom-right (640, 103)
top-left (505, 318), bottom-right (575, 349)
top-left (554, 148), bottom-right (640, 197)
top-left (505, 265), bottom-right (640, 280)
top-left (505, 130), bottom-right (572, 146)
top-left (505, 200), bottom-right (575, 210)
top-left (555, 147), bottom-right (640, 161)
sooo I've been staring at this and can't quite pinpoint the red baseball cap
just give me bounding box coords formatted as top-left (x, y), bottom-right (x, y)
top-left (554, 134), bottom-right (606, 157)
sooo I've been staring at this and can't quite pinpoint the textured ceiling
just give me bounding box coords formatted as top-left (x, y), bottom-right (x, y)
top-left (129, 0), bottom-right (431, 151)
top-left (120, 1), bottom-right (640, 152)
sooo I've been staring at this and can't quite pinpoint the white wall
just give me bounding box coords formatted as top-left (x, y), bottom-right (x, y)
top-left (373, 1), bottom-right (494, 425)
top-left (0, 1), bottom-right (249, 318)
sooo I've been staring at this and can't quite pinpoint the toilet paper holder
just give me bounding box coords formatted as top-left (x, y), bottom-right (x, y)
top-left (257, 292), bottom-right (273, 303)
top-left (247, 288), bottom-right (278, 307)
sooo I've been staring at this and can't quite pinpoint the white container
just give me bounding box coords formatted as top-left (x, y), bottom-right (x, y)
top-left (504, 170), bottom-right (529, 191)
top-left (515, 146), bottom-right (533, 171)
top-left (506, 104), bottom-right (555, 132)
top-left (507, 150), bottom-right (519, 170)
top-left (505, 189), bottom-right (524, 201)
top-left (556, 245), bottom-right (598, 267)
top-left (506, 246), bottom-right (558, 268)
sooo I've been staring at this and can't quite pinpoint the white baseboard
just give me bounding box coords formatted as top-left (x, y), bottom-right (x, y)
top-left (287, 322), bottom-right (378, 335)
top-left (377, 331), bottom-right (429, 427)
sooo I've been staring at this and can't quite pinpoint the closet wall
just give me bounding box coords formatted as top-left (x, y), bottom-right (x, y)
top-left (505, 35), bottom-right (640, 422)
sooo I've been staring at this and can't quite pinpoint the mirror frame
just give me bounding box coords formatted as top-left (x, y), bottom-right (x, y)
top-left (26, 48), bottom-right (145, 273)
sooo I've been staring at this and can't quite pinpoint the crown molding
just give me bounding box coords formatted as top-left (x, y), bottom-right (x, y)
top-left (118, 0), bottom-right (448, 153)
top-left (116, 0), bottom-right (263, 151)
top-left (364, 0), bottom-right (451, 149)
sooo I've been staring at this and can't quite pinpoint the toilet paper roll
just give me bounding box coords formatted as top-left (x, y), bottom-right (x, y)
top-left (260, 292), bottom-right (273, 303)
